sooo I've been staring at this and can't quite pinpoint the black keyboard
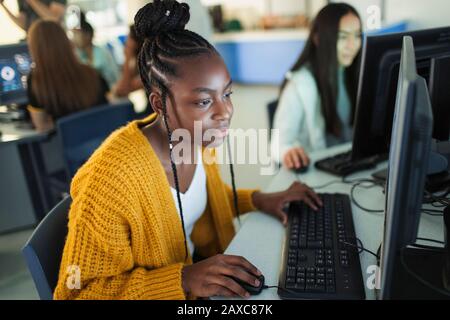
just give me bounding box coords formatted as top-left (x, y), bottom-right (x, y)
top-left (314, 150), bottom-right (387, 176)
top-left (278, 193), bottom-right (365, 300)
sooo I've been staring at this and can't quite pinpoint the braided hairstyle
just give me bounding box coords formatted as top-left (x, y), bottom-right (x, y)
top-left (134, 0), bottom-right (241, 262)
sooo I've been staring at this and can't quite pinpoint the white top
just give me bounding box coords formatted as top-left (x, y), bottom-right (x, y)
top-left (170, 147), bottom-right (207, 256)
top-left (271, 66), bottom-right (352, 163)
top-left (271, 67), bottom-right (326, 163)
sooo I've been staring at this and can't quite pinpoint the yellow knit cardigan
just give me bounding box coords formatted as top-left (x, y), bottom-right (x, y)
top-left (53, 113), bottom-right (258, 300)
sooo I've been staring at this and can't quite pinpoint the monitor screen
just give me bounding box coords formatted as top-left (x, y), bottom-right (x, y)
top-left (379, 36), bottom-right (434, 299)
top-left (0, 43), bottom-right (32, 106)
top-left (429, 55), bottom-right (450, 141)
top-left (352, 27), bottom-right (450, 160)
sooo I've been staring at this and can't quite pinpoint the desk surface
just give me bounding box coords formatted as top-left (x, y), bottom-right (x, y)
top-left (218, 143), bottom-right (444, 300)
top-left (0, 121), bottom-right (50, 144)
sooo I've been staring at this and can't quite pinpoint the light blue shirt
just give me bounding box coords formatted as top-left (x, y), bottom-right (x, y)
top-left (76, 45), bottom-right (119, 88)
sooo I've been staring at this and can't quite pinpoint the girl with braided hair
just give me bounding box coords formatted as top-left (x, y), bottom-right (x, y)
top-left (54, 0), bottom-right (322, 300)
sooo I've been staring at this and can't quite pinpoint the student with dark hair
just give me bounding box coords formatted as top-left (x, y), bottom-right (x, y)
top-left (26, 20), bottom-right (109, 132)
top-left (112, 25), bottom-right (145, 98)
top-left (72, 17), bottom-right (120, 87)
top-left (271, 3), bottom-right (363, 170)
top-left (54, 0), bottom-right (322, 300)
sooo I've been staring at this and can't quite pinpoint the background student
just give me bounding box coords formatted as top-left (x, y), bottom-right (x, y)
top-left (72, 15), bottom-right (120, 88)
top-left (26, 20), bottom-right (109, 132)
top-left (111, 25), bottom-right (144, 98)
top-left (271, 3), bottom-right (363, 170)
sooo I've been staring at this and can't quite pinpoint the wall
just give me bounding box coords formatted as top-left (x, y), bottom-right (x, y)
top-left (0, 0), bottom-right (26, 45)
top-left (385, 0), bottom-right (450, 30)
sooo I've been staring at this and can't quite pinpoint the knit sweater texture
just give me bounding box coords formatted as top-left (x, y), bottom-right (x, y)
top-left (54, 113), bottom-right (258, 300)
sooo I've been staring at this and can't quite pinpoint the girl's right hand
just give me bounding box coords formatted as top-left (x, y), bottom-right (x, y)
top-left (283, 147), bottom-right (310, 170)
top-left (182, 254), bottom-right (262, 298)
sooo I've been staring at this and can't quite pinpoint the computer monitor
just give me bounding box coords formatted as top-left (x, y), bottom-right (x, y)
top-left (0, 42), bottom-right (32, 107)
top-left (352, 27), bottom-right (450, 161)
top-left (379, 36), bottom-right (434, 299)
top-left (429, 55), bottom-right (450, 141)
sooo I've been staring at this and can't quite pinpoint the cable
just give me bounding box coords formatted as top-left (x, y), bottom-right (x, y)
top-left (350, 182), bottom-right (385, 214)
top-left (421, 205), bottom-right (444, 216)
top-left (400, 247), bottom-right (450, 297)
top-left (425, 190), bottom-right (450, 207)
top-left (226, 137), bottom-right (241, 226)
top-left (415, 237), bottom-right (445, 245)
top-left (310, 180), bottom-right (344, 190)
top-left (422, 209), bottom-right (444, 216)
top-left (421, 208), bottom-right (444, 213)
top-left (263, 285), bottom-right (299, 295)
top-left (339, 239), bottom-right (380, 259)
top-left (410, 243), bottom-right (445, 251)
top-left (309, 176), bottom-right (385, 214)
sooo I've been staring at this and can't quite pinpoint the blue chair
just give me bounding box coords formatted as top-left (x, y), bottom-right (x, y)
top-left (56, 101), bottom-right (137, 178)
top-left (22, 196), bottom-right (72, 300)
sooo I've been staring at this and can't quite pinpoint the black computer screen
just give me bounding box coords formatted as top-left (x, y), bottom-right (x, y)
top-left (379, 36), bottom-right (434, 299)
top-left (352, 27), bottom-right (450, 160)
top-left (0, 43), bottom-right (32, 106)
top-left (429, 55), bottom-right (450, 141)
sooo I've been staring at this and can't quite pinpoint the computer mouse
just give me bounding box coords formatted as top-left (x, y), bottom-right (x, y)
top-left (230, 274), bottom-right (265, 296)
top-left (292, 158), bottom-right (309, 174)
top-left (294, 165), bottom-right (309, 174)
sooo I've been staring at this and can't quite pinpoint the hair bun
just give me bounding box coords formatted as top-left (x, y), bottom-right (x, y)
top-left (134, 0), bottom-right (190, 39)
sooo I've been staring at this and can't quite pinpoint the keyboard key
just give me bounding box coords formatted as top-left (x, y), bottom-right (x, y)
top-left (294, 283), bottom-right (305, 291)
top-left (326, 285), bottom-right (336, 293)
top-left (297, 267), bottom-right (306, 273)
top-left (341, 260), bottom-right (349, 268)
top-left (308, 241), bottom-right (324, 249)
top-left (299, 238), bottom-right (307, 249)
top-left (286, 283), bottom-right (296, 289)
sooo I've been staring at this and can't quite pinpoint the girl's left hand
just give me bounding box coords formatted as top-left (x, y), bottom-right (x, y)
top-left (251, 181), bottom-right (323, 227)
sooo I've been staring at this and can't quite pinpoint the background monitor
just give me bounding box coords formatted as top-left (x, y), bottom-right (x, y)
top-left (379, 36), bottom-right (434, 299)
top-left (352, 27), bottom-right (450, 161)
top-left (429, 55), bottom-right (450, 141)
top-left (0, 42), bottom-right (32, 107)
